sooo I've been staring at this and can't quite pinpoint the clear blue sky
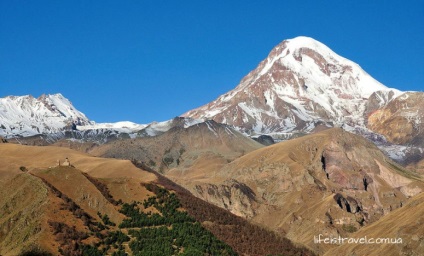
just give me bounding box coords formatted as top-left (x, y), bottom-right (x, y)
top-left (1, 1), bottom-right (423, 123)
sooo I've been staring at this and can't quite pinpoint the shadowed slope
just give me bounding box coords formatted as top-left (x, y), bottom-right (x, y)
top-left (92, 120), bottom-right (263, 175)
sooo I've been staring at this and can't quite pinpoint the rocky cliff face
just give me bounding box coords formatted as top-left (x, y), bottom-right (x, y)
top-left (368, 92), bottom-right (424, 146)
top-left (192, 179), bottom-right (257, 218)
top-left (325, 191), bottom-right (424, 256)
top-left (365, 91), bottom-right (424, 171)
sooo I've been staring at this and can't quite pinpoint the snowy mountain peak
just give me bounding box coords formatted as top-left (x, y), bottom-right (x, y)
top-left (0, 93), bottom-right (90, 137)
top-left (239, 36), bottom-right (392, 97)
top-left (183, 36), bottom-right (401, 134)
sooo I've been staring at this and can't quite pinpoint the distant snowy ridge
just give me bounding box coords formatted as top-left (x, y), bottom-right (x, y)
top-left (77, 121), bottom-right (148, 134)
top-left (0, 93), bottom-right (90, 137)
top-left (77, 117), bottom-right (204, 136)
top-left (0, 93), bottom-right (205, 139)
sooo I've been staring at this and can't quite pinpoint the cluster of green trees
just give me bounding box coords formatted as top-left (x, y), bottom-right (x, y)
top-left (118, 187), bottom-right (236, 256)
top-left (80, 243), bottom-right (126, 256)
top-left (119, 201), bottom-right (193, 228)
top-left (128, 223), bottom-right (235, 256)
top-left (97, 212), bottom-right (116, 227)
top-left (119, 186), bottom-right (195, 228)
top-left (103, 231), bottom-right (130, 246)
top-left (80, 245), bottom-right (103, 256)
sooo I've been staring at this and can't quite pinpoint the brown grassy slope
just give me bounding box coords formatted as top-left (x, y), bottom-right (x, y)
top-left (167, 128), bottom-right (424, 254)
top-left (32, 167), bottom-right (124, 226)
top-left (0, 173), bottom-right (48, 255)
top-left (34, 171), bottom-right (100, 255)
top-left (32, 166), bottom-right (160, 255)
top-left (325, 191), bottom-right (424, 256)
top-left (0, 143), bottom-right (156, 255)
top-left (0, 143), bottom-right (156, 181)
top-left (408, 158), bottom-right (424, 174)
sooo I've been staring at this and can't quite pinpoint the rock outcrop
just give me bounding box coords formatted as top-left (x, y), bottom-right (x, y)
top-left (368, 92), bottom-right (424, 146)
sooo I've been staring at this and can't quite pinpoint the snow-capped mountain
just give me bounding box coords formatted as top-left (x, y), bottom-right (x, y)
top-left (183, 36), bottom-right (401, 134)
top-left (0, 93), bottom-right (90, 137)
top-left (0, 92), bottom-right (206, 143)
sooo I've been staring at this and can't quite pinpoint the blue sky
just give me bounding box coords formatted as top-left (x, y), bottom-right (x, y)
top-left (1, 1), bottom-right (423, 123)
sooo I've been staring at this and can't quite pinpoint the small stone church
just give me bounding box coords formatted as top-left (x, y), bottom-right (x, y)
top-left (57, 157), bottom-right (71, 167)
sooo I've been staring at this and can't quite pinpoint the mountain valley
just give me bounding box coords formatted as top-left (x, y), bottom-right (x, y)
top-left (1, 36), bottom-right (423, 255)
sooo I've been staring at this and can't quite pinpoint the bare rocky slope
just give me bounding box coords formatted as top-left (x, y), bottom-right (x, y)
top-left (324, 191), bottom-right (424, 256)
top-left (368, 92), bottom-right (424, 146)
top-left (368, 92), bottom-right (424, 171)
top-left (92, 120), bottom-right (263, 174)
top-left (168, 128), bottom-right (424, 252)
top-left (188, 130), bottom-right (423, 250)
top-left (92, 120), bottom-right (264, 218)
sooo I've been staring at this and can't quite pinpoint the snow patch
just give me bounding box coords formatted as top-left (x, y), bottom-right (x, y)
top-left (205, 121), bottom-right (218, 137)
